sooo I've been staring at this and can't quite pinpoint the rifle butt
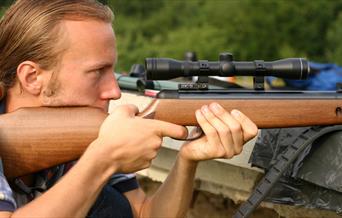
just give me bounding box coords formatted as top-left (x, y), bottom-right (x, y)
top-left (0, 107), bottom-right (107, 179)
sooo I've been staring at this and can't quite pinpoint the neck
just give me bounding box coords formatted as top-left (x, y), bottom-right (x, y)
top-left (6, 87), bottom-right (41, 113)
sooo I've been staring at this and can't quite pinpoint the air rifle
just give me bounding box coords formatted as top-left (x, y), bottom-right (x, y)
top-left (141, 52), bottom-right (342, 128)
top-left (2, 52), bottom-right (341, 180)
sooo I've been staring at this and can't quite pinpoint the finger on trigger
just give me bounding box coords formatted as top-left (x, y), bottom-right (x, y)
top-left (231, 109), bottom-right (258, 141)
top-left (152, 119), bottom-right (188, 140)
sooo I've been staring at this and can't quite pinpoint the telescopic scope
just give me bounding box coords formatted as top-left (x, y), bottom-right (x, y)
top-left (145, 53), bottom-right (310, 80)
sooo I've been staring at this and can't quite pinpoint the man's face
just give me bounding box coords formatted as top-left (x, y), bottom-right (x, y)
top-left (41, 19), bottom-right (121, 111)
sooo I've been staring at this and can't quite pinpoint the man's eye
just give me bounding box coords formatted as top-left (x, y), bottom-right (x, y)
top-left (94, 68), bottom-right (104, 76)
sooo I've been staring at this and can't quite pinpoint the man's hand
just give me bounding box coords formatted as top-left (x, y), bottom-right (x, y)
top-left (179, 102), bottom-right (258, 162)
top-left (91, 104), bottom-right (188, 174)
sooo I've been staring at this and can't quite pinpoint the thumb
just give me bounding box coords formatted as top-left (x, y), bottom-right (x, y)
top-left (111, 104), bottom-right (139, 118)
top-left (231, 109), bottom-right (258, 141)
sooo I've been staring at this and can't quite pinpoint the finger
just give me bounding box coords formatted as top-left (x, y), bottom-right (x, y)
top-left (98, 105), bottom-right (138, 137)
top-left (209, 103), bottom-right (244, 154)
top-left (149, 120), bottom-right (188, 140)
top-left (231, 109), bottom-right (259, 141)
top-left (203, 104), bottom-right (235, 157)
top-left (197, 106), bottom-right (223, 150)
top-left (111, 104), bottom-right (139, 118)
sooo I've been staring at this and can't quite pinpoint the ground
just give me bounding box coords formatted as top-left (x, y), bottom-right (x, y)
top-left (138, 177), bottom-right (281, 218)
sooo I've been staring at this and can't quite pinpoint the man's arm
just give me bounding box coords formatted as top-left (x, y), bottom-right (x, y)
top-left (0, 140), bottom-right (115, 218)
top-left (0, 212), bottom-right (11, 218)
top-left (124, 155), bottom-right (197, 218)
top-left (0, 105), bottom-right (188, 217)
top-left (126, 103), bottom-right (258, 218)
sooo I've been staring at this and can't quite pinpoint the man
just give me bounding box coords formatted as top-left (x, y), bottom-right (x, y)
top-left (0, 0), bottom-right (258, 217)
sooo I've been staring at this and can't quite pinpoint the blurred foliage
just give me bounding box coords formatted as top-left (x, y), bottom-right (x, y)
top-left (0, 0), bottom-right (13, 7)
top-left (1, 0), bottom-right (342, 72)
top-left (0, 0), bottom-right (13, 17)
top-left (109, 0), bottom-right (342, 72)
top-left (0, 8), bottom-right (5, 18)
top-left (327, 11), bottom-right (342, 64)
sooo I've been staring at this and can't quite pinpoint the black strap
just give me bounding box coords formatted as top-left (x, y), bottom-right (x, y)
top-left (12, 165), bottom-right (65, 197)
top-left (13, 178), bottom-right (44, 200)
top-left (233, 125), bottom-right (342, 218)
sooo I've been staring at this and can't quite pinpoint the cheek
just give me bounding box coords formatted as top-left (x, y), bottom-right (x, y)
top-left (56, 79), bottom-right (100, 105)
top-left (71, 84), bottom-right (100, 101)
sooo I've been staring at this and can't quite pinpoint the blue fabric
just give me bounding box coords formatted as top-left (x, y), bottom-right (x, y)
top-left (87, 184), bottom-right (134, 218)
top-left (87, 175), bottom-right (138, 218)
top-left (267, 61), bottom-right (342, 90)
top-left (0, 100), bottom-right (16, 211)
top-left (0, 200), bottom-right (15, 212)
top-left (0, 101), bottom-right (5, 114)
top-left (111, 177), bottom-right (138, 193)
top-left (0, 168), bottom-right (16, 211)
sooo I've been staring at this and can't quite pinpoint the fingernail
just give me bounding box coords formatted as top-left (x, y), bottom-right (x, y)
top-left (231, 109), bottom-right (240, 118)
top-left (196, 109), bottom-right (201, 116)
top-left (210, 103), bottom-right (221, 113)
top-left (201, 105), bottom-right (209, 113)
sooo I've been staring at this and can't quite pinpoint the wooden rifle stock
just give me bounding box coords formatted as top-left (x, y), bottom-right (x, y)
top-left (140, 98), bottom-right (342, 128)
top-left (2, 94), bottom-right (342, 179)
top-left (0, 107), bottom-right (107, 179)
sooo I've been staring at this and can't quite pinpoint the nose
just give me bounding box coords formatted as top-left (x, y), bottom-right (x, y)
top-left (100, 71), bottom-right (121, 100)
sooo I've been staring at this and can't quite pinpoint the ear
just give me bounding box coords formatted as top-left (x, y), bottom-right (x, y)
top-left (16, 61), bottom-right (44, 96)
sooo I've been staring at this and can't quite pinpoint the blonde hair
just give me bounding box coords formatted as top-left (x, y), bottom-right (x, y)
top-left (0, 0), bottom-right (114, 99)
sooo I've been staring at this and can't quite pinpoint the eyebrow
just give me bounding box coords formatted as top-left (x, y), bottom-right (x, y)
top-left (86, 61), bottom-right (115, 71)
